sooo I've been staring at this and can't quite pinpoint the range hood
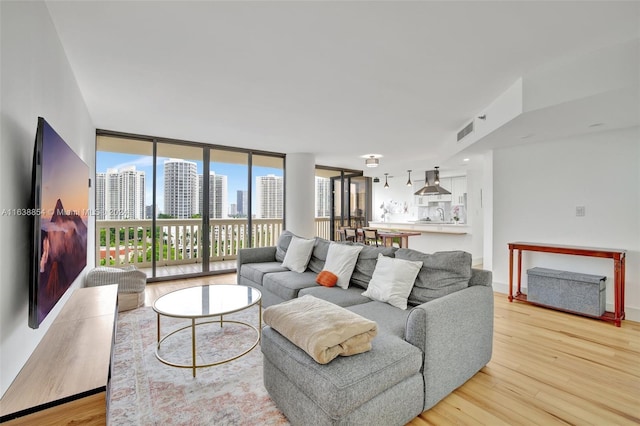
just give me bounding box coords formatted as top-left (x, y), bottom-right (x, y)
top-left (414, 184), bottom-right (451, 196)
top-left (414, 169), bottom-right (451, 196)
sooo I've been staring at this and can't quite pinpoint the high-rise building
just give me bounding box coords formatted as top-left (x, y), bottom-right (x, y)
top-left (229, 203), bottom-right (237, 217)
top-left (118, 166), bottom-right (145, 219)
top-left (236, 190), bottom-right (248, 217)
top-left (164, 159), bottom-right (197, 218)
top-left (315, 176), bottom-right (331, 218)
top-left (95, 172), bottom-right (106, 220)
top-left (96, 167), bottom-right (145, 219)
top-left (145, 205), bottom-right (157, 219)
top-left (198, 172), bottom-right (228, 218)
top-left (106, 168), bottom-right (120, 218)
top-left (255, 174), bottom-right (283, 219)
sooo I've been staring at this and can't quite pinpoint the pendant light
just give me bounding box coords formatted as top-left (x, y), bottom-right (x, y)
top-left (406, 170), bottom-right (412, 186)
top-left (384, 173), bottom-right (389, 189)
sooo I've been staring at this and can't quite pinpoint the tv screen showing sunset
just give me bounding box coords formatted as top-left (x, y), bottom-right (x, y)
top-left (34, 118), bottom-right (88, 326)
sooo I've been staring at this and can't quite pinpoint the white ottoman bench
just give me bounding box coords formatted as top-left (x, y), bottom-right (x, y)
top-left (85, 266), bottom-right (147, 311)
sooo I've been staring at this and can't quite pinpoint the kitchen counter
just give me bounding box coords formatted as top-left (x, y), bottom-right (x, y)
top-left (368, 221), bottom-right (474, 257)
top-left (368, 221), bottom-right (468, 235)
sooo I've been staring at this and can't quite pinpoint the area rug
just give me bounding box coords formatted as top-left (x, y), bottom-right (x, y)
top-left (109, 306), bottom-right (290, 425)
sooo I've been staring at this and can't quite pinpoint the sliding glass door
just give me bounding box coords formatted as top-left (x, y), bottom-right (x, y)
top-left (96, 132), bottom-right (285, 280)
top-left (314, 168), bottom-right (335, 239)
top-left (329, 172), bottom-right (372, 240)
top-left (153, 143), bottom-right (204, 277)
top-left (208, 149), bottom-right (249, 271)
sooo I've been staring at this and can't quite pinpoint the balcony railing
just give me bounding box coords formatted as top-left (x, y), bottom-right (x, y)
top-left (96, 217), bottom-right (333, 268)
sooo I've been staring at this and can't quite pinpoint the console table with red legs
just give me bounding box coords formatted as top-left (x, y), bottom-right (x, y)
top-left (508, 242), bottom-right (626, 327)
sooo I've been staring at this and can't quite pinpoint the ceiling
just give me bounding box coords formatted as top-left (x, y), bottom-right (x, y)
top-left (46, 1), bottom-right (640, 176)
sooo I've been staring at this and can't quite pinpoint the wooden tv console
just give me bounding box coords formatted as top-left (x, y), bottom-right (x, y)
top-left (0, 285), bottom-right (118, 425)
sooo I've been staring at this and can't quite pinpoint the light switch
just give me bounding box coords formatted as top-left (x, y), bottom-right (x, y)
top-left (576, 206), bottom-right (585, 217)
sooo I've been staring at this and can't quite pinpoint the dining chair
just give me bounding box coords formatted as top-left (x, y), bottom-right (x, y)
top-left (344, 228), bottom-right (357, 242)
top-left (363, 228), bottom-right (381, 246)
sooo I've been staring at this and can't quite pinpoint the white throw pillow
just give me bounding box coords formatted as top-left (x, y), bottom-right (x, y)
top-left (362, 253), bottom-right (423, 310)
top-left (323, 243), bottom-right (364, 289)
top-left (281, 236), bottom-right (315, 273)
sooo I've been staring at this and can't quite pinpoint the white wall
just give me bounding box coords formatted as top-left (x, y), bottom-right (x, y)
top-left (285, 153), bottom-right (315, 238)
top-left (372, 174), bottom-right (418, 222)
top-left (482, 152), bottom-right (494, 270)
top-left (0, 1), bottom-right (95, 396)
top-left (491, 127), bottom-right (640, 321)
top-left (466, 166), bottom-right (485, 266)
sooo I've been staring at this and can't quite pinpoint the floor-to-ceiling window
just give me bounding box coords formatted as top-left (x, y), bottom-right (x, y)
top-left (96, 132), bottom-right (285, 280)
top-left (251, 154), bottom-right (284, 247)
top-left (95, 135), bottom-right (153, 270)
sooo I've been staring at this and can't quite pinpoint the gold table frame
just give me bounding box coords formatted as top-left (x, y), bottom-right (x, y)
top-left (153, 285), bottom-right (262, 377)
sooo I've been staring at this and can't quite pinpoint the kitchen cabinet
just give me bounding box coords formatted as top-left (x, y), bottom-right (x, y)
top-left (451, 176), bottom-right (467, 205)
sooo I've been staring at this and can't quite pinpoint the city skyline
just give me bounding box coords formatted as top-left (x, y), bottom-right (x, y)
top-left (97, 152), bottom-right (283, 216)
top-left (96, 153), bottom-right (332, 219)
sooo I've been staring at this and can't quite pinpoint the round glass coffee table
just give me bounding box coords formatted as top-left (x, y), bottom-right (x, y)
top-left (153, 284), bottom-right (262, 377)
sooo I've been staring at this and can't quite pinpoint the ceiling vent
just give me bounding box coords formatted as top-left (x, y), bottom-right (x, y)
top-left (457, 121), bottom-right (474, 142)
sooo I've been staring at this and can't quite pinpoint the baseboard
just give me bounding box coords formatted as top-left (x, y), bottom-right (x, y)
top-left (491, 282), bottom-right (640, 323)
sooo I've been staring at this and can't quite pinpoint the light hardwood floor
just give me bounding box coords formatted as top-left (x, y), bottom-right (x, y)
top-left (144, 275), bottom-right (640, 425)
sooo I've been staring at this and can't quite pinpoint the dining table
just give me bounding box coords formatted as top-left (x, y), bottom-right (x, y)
top-left (345, 228), bottom-right (422, 249)
top-left (375, 231), bottom-right (421, 248)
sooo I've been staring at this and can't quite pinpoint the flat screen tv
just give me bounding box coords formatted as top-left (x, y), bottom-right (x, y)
top-left (29, 117), bottom-right (88, 329)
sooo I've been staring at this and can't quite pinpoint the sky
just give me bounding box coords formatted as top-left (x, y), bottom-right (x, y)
top-left (97, 152), bottom-right (283, 212)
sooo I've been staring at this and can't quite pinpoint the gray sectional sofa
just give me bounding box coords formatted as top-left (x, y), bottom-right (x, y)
top-left (237, 230), bottom-right (494, 425)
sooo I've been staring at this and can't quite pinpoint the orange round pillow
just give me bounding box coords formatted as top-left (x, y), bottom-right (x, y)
top-left (316, 270), bottom-right (338, 287)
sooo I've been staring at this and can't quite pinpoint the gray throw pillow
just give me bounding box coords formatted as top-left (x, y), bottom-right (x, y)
top-left (275, 230), bottom-right (295, 262)
top-left (394, 249), bottom-right (471, 305)
top-left (307, 237), bottom-right (330, 273)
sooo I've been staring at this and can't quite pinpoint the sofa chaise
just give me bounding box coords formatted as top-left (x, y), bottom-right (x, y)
top-left (237, 230), bottom-right (494, 425)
